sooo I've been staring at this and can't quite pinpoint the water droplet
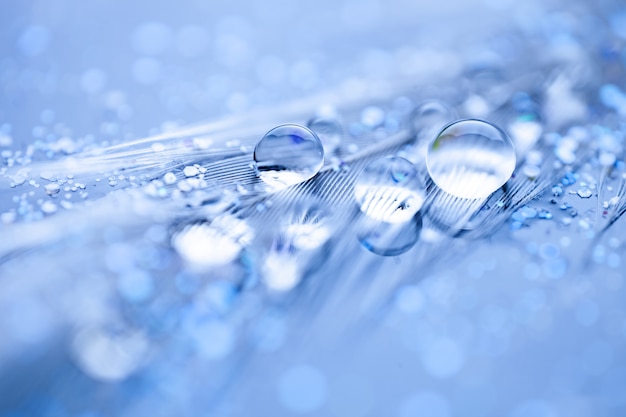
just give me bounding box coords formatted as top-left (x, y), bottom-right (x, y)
top-left (561, 172), bottom-right (577, 186)
top-left (253, 124), bottom-right (324, 192)
top-left (511, 211), bottom-right (526, 222)
top-left (354, 156), bottom-right (425, 223)
top-left (552, 185), bottom-right (563, 196)
top-left (510, 221), bottom-right (524, 230)
top-left (599, 151), bottom-right (616, 167)
top-left (44, 183), bottom-right (60, 195)
top-left (163, 172), bottom-right (177, 184)
top-left (519, 206), bottom-right (538, 219)
top-left (1, 212), bottom-right (16, 224)
top-left (538, 209), bottom-right (553, 219)
top-left (555, 136), bottom-right (578, 165)
top-left (41, 201), bottom-right (57, 214)
top-left (426, 119), bottom-right (516, 199)
top-left (577, 187), bottom-right (592, 198)
top-left (183, 165), bottom-right (199, 177)
top-left (306, 116), bottom-right (342, 154)
top-left (522, 164), bottom-right (541, 179)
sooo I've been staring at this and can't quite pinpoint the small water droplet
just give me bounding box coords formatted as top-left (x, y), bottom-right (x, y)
top-left (538, 209), bottom-right (553, 219)
top-left (360, 106), bottom-right (385, 128)
top-left (354, 156), bottom-right (425, 223)
top-left (519, 206), bottom-right (538, 219)
top-left (561, 172), bottom-right (577, 186)
top-left (426, 119), bottom-right (516, 199)
top-left (44, 183), bottom-right (60, 195)
top-left (253, 124), bottom-right (324, 192)
top-left (552, 185), bottom-right (563, 196)
top-left (577, 187), bottom-right (592, 198)
top-left (510, 220), bottom-right (524, 230)
top-left (511, 211), bottom-right (526, 222)
top-left (599, 151), bottom-right (616, 167)
top-left (163, 172), bottom-right (177, 184)
top-left (183, 165), bottom-right (199, 177)
top-left (522, 164), bottom-right (541, 179)
top-left (306, 116), bottom-right (342, 154)
top-left (555, 138), bottom-right (577, 164)
top-left (41, 201), bottom-right (57, 214)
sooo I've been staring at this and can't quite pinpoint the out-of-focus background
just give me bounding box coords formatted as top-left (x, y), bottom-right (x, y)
top-left (2, 0), bottom-right (626, 416)
top-left (1, 0), bottom-right (567, 141)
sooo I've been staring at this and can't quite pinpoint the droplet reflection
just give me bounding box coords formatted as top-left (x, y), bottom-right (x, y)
top-left (253, 124), bottom-right (324, 192)
top-left (426, 119), bottom-right (516, 199)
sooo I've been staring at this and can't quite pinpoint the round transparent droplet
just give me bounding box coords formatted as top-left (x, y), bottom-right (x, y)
top-left (354, 156), bottom-right (425, 223)
top-left (253, 124), bottom-right (324, 192)
top-left (426, 119), bottom-right (516, 199)
top-left (307, 116), bottom-right (343, 154)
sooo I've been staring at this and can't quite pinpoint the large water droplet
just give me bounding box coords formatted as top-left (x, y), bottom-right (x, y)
top-left (307, 116), bottom-right (343, 154)
top-left (354, 156), bottom-right (425, 223)
top-left (426, 119), bottom-right (516, 199)
top-left (253, 124), bottom-right (324, 192)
